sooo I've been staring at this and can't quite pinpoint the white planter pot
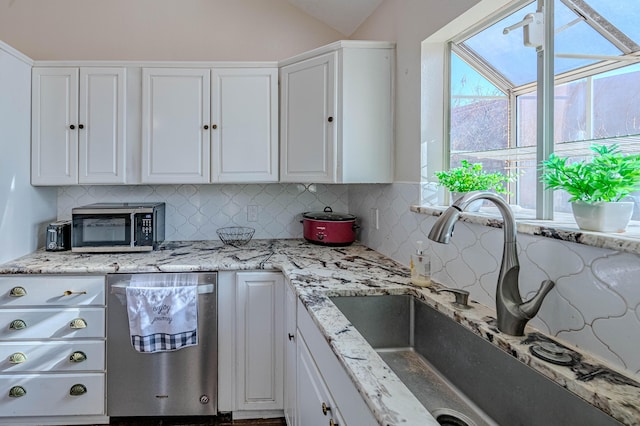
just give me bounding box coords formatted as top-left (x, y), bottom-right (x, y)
top-left (571, 201), bottom-right (634, 232)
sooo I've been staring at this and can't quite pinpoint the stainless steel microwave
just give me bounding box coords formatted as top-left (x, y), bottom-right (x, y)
top-left (71, 202), bottom-right (165, 253)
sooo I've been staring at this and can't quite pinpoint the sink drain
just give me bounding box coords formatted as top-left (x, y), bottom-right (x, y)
top-left (432, 409), bottom-right (477, 426)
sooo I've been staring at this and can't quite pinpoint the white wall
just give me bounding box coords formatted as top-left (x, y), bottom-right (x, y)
top-left (351, 0), bottom-right (480, 183)
top-left (0, 0), bottom-right (343, 61)
top-left (0, 43), bottom-right (57, 263)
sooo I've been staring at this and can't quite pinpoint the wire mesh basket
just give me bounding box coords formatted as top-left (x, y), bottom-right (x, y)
top-left (216, 226), bottom-right (255, 246)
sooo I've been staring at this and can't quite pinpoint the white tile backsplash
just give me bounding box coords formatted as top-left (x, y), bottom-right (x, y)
top-left (348, 182), bottom-right (640, 379)
top-left (57, 182), bottom-right (640, 378)
top-left (57, 184), bottom-right (348, 240)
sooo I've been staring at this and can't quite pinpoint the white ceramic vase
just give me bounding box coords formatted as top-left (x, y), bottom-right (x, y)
top-left (571, 201), bottom-right (634, 233)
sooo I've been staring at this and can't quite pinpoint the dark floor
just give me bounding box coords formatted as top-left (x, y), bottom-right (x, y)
top-left (107, 417), bottom-right (286, 426)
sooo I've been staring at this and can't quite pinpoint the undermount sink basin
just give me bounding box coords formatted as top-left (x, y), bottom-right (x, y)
top-left (330, 295), bottom-right (621, 426)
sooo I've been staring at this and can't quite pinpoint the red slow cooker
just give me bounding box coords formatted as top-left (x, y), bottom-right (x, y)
top-left (301, 207), bottom-right (358, 246)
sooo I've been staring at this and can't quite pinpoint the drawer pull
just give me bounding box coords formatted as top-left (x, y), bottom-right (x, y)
top-left (8, 352), bottom-right (27, 364)
top-left (69, 351), bottom-right (87, 363)
top-left (63, 290), bottom-right (87, 296)
top-left (9, 319), bottom-right (27, 330)
top-left (322, 402), bottom-right (331, 415)
top-left (69, 318), bottom-right (87, 329)
top-left (9, 286), bottom-right (27, 297)
top-left (9, 386), bottom-right (26, 398)
top-left (69, 384), bottom-right (87, 396)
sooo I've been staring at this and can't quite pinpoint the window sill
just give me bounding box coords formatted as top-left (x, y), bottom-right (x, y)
top-left (410, 204), bottom-right (640, 256)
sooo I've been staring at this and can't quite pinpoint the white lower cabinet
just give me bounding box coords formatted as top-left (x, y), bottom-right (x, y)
top-left (297, 334), bottom-right (346, 426)
top-left (283, 280), bottom-right (297, 426)
top-left (235, 271), bottom-right (284, 411)
top-left (294, 298), bottom-right (377, 426)
top-left (0, 275), bottom-right (107, 425)
top-left (218, 271), bottom-right (285, 419)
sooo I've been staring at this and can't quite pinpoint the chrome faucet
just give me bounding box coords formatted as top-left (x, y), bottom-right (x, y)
top-left (427, 191), bottom-right (555, 336)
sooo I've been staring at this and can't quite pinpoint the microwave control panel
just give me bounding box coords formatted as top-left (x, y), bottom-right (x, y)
top-left (135, 213), bottom-right (154, 246)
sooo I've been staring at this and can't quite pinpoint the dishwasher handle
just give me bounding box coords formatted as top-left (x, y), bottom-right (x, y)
top-left (110, 283), bottom-right (215, 295)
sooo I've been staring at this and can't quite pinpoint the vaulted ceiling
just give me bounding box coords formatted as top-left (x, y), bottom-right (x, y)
top-left (287, 0), bottom-right (384, 36)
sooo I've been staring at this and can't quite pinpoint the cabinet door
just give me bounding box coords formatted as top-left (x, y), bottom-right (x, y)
top-left (280, 52), bottom-right (337, 183)
top-left (297, 333), bottom-right (344, 426)
top-left (283, 280), bottom-right (297, 426)
top-left (235, 272), bottom-right (284, 411)
top-left (141, 68), bottom-right (211, 183)
top-left (78, 67), bottom-right (126, 184)
top-left (31, 67), bottom-right (79, 185)
top-left (211, 68), bottom-right (278, 182)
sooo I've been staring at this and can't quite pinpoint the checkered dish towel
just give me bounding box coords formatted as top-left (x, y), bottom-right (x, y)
top-left (125, 285), bottom-right (198, 353)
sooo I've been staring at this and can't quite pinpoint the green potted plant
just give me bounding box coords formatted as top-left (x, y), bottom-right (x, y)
top-left (540, 143), bottom-right (640, 232)
top-left (435, 160), bottom-right (513, 210)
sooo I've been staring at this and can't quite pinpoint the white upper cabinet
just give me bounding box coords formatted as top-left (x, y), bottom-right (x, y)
top-left (141, 68), bottom-right (211, 184)
top-left (280, 41), bottom-right (395, 184)
top-left (31, 67), bottom-right (126, 185)
top-left (142, 67), bottom-right (278, 184)
top-left (211, 68), bottom-right (278, 182)
top-left (79, 68), bottom-right (126, 184)
top-left (280, 52), bottom-right (335, 183)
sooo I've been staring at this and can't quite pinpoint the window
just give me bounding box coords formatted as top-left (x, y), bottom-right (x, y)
top-left (439, 0), bottom-right (640, 218)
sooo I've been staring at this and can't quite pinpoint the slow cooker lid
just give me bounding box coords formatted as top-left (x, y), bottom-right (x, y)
top-left (303, 206), bottom-right (356, 221)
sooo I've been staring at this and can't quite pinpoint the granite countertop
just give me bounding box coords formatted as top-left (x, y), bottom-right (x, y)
top-left (1, 239), bottom-right (638, 425)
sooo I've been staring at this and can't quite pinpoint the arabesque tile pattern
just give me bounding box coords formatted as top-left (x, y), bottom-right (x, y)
top-left (349, 183), bottom-right (640, 379)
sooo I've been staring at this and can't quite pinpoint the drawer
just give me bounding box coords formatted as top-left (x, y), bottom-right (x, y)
top-left (0, 341), bottom-right (105, 373)
top-left (0, 276), bottom-right (105, 307)
top-left (0, 308), bottom-right (105, 339)
top-left (0, 373), bottom-right (105, 416)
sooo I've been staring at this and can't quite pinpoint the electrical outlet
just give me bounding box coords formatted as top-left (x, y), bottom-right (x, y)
top-left (370, 208), bottom-right (379, 230)
top-left (247, 205), bottom-right (259, 222)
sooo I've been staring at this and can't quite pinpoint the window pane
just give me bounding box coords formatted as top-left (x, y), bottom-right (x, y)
top-left (554, 79), bottom-right (587, 143)
top-left (450, 54), bottom-right (508, 154)
top-left (462, 2), bottom-right (538, 86)
top-left (593, 64), bottom-right (640, 138)
top-left (555, 1), bottom-right (622, 74)
top-left (587, 0), bottom-right (640, 45)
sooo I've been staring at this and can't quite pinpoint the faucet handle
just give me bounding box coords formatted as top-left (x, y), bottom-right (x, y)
top-left (435, 287), bottom-right (470, 307)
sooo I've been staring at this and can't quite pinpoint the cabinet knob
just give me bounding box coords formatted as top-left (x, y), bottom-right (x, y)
top-left (69, 318), bottom-right (87, 329)
top-left (9, 286), bottom-right (26, 297)
top-left (212, 124), bottom-right (218, 129)
top-left (69, 351), bottom-right (87, 363)
top-left (327, 116), bottom-right (334, 123)
top-left (69, 384), bottom-right (87, 396)
top-left (204, 125), bottom-right (209, 130)
top-left (288, 333), bottom-right (295, 341)
top-left (63, 290), bottom-right (87, 296)
top-left (69, 124), bottom-right (76, 130)
top-left (78, 124), bottom-right (84, 129)
top-left (9, 319), bottom-right (27, 330)
top-left (9, 352), bottom-right (27, 364)
top-left (8, 386), bottom-right (26, 398)
top-left (322, 402), bottom-right (331, 415)
top-left (329, 420), bottom-right (337, 426)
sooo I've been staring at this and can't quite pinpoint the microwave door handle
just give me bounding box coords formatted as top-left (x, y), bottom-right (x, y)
top-left (130, 213), bottom-right (137, 247)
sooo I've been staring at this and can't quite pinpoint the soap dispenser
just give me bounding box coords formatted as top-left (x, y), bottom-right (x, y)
top-left (410, 240), bottom-right (431, 287)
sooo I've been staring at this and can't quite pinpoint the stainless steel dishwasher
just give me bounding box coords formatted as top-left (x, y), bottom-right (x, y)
top-left (106, 272), bottom-right (217, 417)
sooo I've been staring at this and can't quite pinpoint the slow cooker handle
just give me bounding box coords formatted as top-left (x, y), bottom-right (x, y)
top-left (324, 206), bottom-right (333, 213)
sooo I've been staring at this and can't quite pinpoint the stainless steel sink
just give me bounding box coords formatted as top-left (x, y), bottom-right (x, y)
top-left (330, 295), bottom-right (622, 426)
